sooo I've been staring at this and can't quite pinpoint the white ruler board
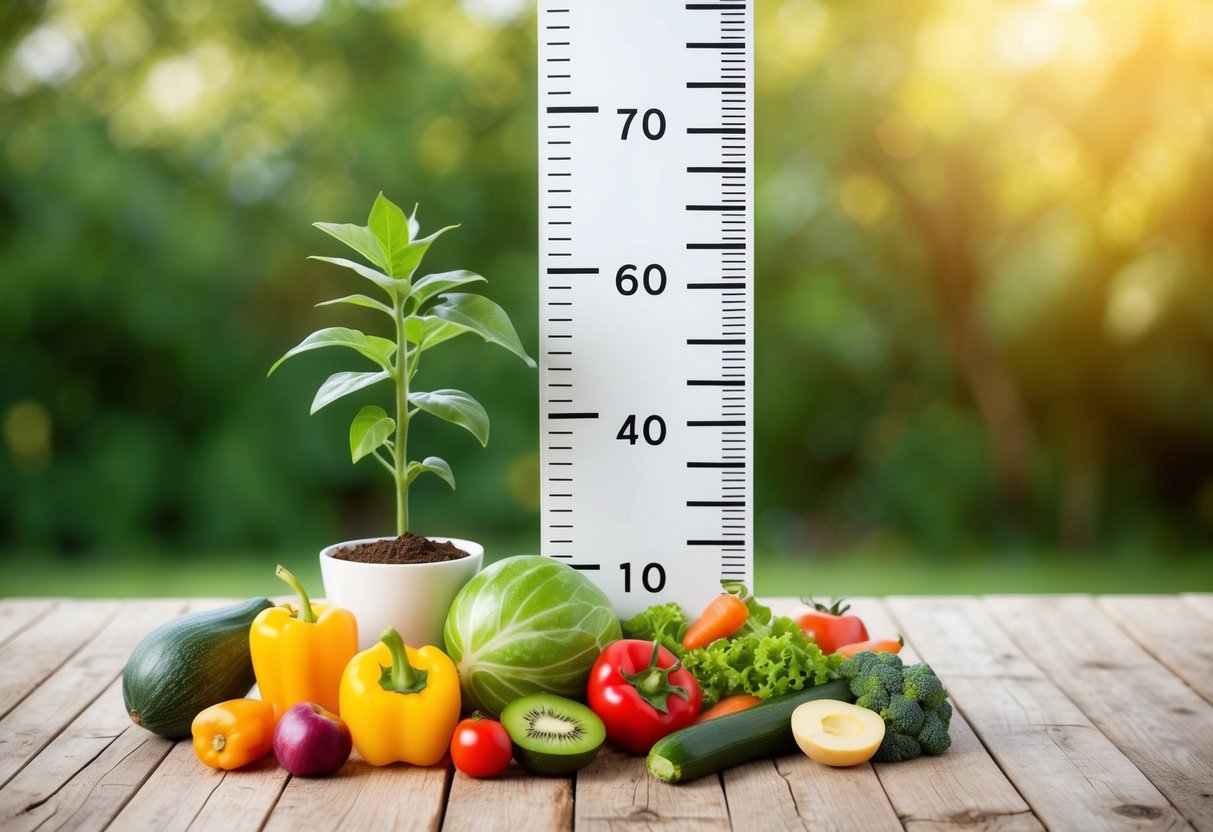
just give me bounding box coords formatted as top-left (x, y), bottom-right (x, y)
top-left (538, 1), bottom-right (753, 618)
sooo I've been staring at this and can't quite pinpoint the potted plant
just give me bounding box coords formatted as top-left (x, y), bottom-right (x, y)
top-left (270, 192), bottom-right (535, 649)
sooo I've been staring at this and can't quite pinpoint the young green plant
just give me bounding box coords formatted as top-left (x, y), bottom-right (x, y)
top-left (269, 193), bottom-right (535, 534)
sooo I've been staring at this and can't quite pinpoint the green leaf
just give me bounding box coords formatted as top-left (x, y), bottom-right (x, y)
top-left (404, 315), bottom-right (425, 345)
top-left (407, 456), bottom-right (455, 490)
top-left (268, 327), bottom-right (396, 375)
top-left (408, 270), bottom-right (487, 311)
top-left (315, 294), bottom-right (393, 316)
top-left (368, 193), bottom-right (414, 280)
top-left (312, 222), bottom-right (387, 271)
top-left (311, 370), bottom-right (390, 414)
top-left (392, 224), bottom-right (459, 284)
top-left (413, 316), bottom-right (467, 351)
top-left (350, 405), bottom-right (396, 463)
top-left (429, 293), bottom-right (537, 367)
top-left (409, 388), bottom-right (489, 446)
top-left (309, 256), bottom-right (397, 292)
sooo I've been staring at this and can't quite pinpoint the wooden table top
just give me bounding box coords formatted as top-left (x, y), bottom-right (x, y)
top-left (1, 594), bottom-right (1210, 831)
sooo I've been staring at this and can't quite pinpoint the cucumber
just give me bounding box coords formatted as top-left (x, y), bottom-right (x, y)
top-left (646, 679), bottom-right (853, 783)
top-left (122, 597), bottom-right (273, 738)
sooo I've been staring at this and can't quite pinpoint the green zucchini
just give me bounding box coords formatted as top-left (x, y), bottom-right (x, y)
top-left (646, 679), bottom-right (853, 783)
top-left (122, 597), bottom-right (273, 738)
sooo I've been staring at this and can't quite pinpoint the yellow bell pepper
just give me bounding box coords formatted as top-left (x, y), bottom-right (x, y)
top-left (191, 698), bottom-right (276, 770)
top-left (250, 565), bottom-right (358, 718)
top-left (339, 627), bottom-right (461, 766)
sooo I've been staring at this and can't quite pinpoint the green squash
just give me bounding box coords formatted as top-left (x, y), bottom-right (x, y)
top-left (122, 597), bottom-right (273, 738)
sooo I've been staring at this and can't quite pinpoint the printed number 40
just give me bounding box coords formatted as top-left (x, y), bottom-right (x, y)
top-left (620, 562), bottom-right (666, 593)
top-left (617, 415), bottom-right (666, 445)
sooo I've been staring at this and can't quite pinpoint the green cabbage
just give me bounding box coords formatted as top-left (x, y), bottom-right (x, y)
top-left (443, 555), bottom-right (621, 716)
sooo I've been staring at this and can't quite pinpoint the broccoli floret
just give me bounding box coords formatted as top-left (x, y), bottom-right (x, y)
top-left (917, 711), bottom-right (951, 756)
top-left (871, 662), bottom-right (904, 694)
top-left (872, 731), bottom-right (922, 763)
top-left (855, 688), bottom-right (890, 712)
top-left (871, 652), bottom-right (904, 670)
top-left (839, 660), bottom-right (862, 681)
top-left (849, 672), bottom-right (884, 699)
top-left (839, 651), bottom-right (879, 680)
top-left (845, 652), bottom-right (953, 763)
top-left (903, 670), bottom-right (946, 710)
top-left (935, 698), bottom-right (953, 727)
top-left (881, 694), bottom-right (925, 736)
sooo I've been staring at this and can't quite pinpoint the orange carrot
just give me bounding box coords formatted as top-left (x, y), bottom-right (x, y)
top-left (696, 694), bottom-right (761, 723)
top-left (835, 636), bottom-right (904, 658)
top-left (682, 593), bottom-right (749, 650)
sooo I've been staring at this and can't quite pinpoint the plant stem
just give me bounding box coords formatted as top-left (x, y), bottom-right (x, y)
top-left (393, 296), bottom-right (410, 535)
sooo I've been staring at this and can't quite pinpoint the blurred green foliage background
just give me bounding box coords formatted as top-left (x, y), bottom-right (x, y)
top-left (2, 0), bottom-right (1211, 596)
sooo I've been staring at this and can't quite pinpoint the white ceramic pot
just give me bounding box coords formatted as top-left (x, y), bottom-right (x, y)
top-left (319, 536), bottom-right (483, 651)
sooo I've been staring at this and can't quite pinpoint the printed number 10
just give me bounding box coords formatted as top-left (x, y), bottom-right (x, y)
top-left (620, 562), bottom-right (666, 593)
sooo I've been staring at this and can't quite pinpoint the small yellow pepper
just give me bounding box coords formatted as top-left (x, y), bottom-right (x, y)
top-left (339, 627), bottom-right (461, 766)
top-left (191, 698), bottom-right (276, 770)
top-left (250, 565), bottom-right (358, 718)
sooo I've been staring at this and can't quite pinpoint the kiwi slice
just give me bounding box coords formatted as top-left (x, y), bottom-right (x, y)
top-left (501, 693), bottom-right (605, 776)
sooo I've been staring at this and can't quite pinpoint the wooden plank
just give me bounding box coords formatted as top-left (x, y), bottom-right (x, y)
top-left (0, 599), bottom-right (56, 648)
top-left (0, 599), bottom-right (187, 788)
top-left (0, 677), bottom-right (176, 831)
top-left (986, 595), bottom-right (1213, 831)
top-left (887, 596), bottom-right (1189, 832)
top-left (1098, 596), bottom-right (1213, 706)
top-left (724, 753), bottom-right (902, 832)
top-left (0, 600), bottom-right (122, 719)
top-left (573, 745), bottom-right (726, 832)
top-left (442, 763), bottom-right (569, 832)
top-left (845, 599), bottom-right (1043, 832)
top-left (1182, 594), bottom-right (1213, 624)
top-left (110, 740), bottom-right (288, 831)
top-left (0, 599), bottom-right (234, 832)
top-left (268, 756), bottom-right (449, 832)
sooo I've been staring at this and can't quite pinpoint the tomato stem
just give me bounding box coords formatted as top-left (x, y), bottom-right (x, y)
top-left (621, 641), bottom-right (689, 714)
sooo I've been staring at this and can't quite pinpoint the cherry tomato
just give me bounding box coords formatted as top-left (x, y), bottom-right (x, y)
top-left (449, 714), bottom-right (512, 778)
top-left (795, 598), bottom-right (869, 655)
top-left (587, 639), bottom-right (702, 754)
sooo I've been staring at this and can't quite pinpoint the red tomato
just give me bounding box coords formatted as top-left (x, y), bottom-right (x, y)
top-left (795, 598), bottom-right (869, 655)
top-left (587, 639), bottom-right (702, 754)
top-left (449, 715), bottom-right (512, 778)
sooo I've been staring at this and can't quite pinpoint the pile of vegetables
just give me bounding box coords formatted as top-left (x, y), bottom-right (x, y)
top-left (122, 558), bottom-right (952, 783)
top-left (115, 188), bottom-right (951, 782)
top-left (622, 585), bottom-right (841, 707)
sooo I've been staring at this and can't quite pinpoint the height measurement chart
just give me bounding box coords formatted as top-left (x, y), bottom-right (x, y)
top-left (538, 1), bottom-right (753, 617)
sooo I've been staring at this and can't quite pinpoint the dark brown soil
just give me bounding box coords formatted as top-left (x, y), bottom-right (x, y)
top-left (333, 533), bottom-right (470, 565)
